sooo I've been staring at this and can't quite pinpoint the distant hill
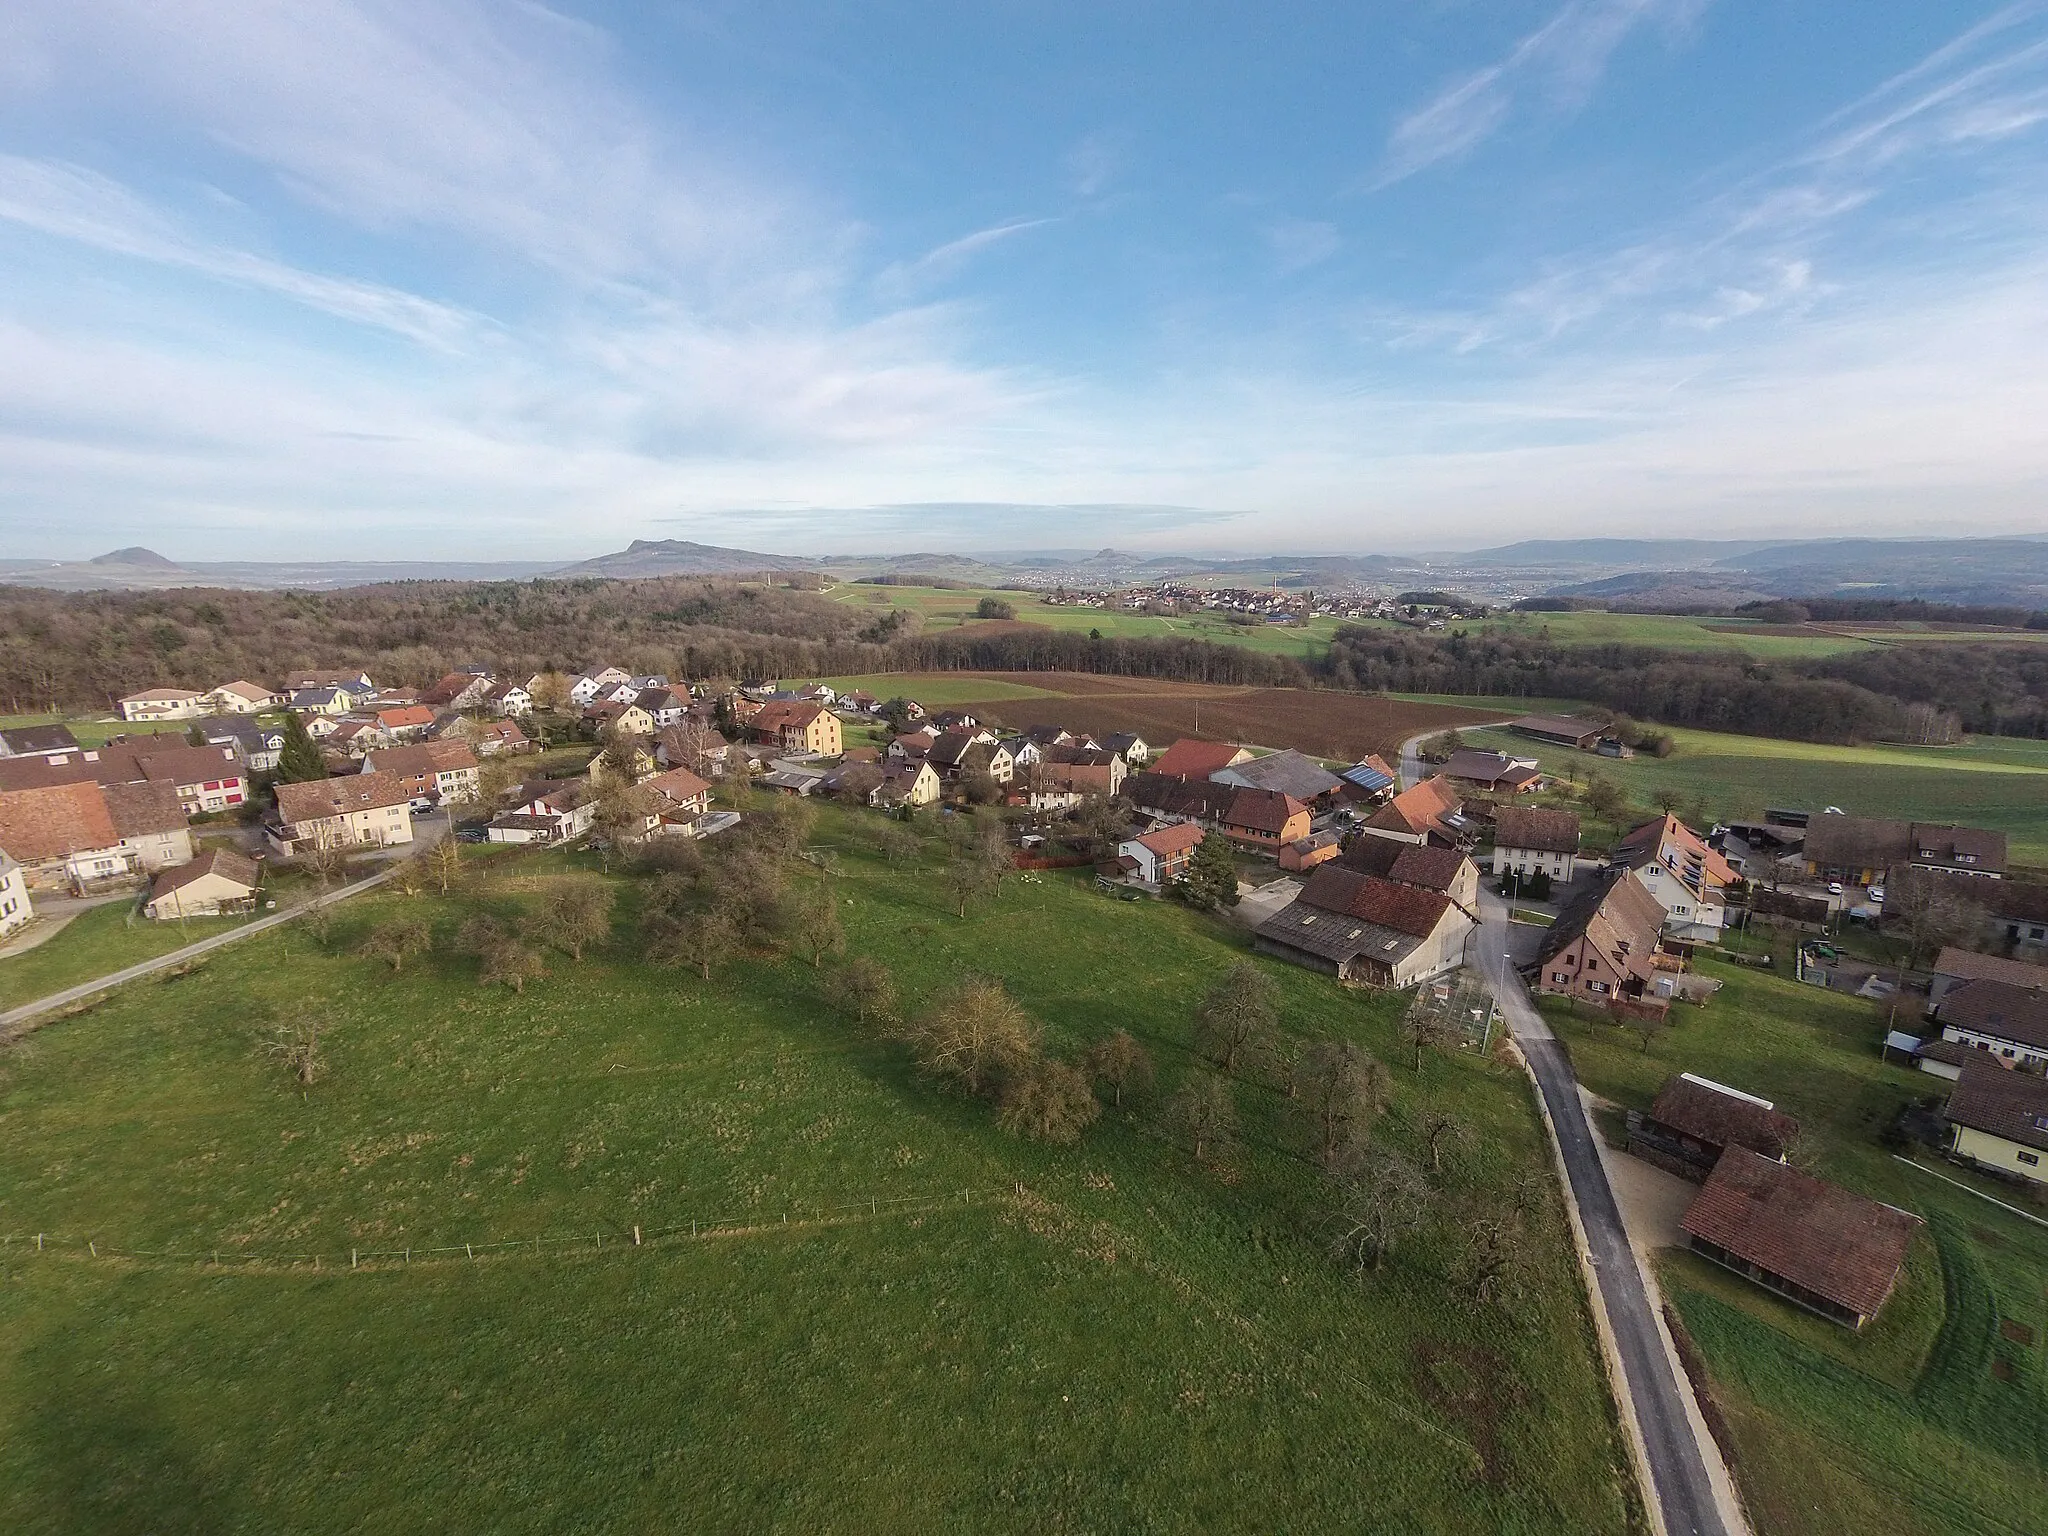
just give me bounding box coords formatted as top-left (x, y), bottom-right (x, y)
top-left (0, 553), bottom-right (559, 592)
top-left (554, 539), bottom-right (824, 579)
top-left (1459, 538), bottom-right (1777, 569)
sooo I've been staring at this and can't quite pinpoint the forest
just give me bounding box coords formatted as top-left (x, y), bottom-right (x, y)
top-left (2, 577), bottom-right (2042, 742)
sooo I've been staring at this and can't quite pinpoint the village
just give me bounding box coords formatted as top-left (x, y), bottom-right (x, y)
top-left (4, 661), bottom-right (2045, 1350)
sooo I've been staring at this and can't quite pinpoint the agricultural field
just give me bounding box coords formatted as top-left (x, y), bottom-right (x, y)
top-left (823, 672), bottom-right (1500, 763)
top-left (0, 712), bottom-right (137, 748)
top-left (1475, 612), bottom-right (1877, 660)
top-left (822, 582), bottom-right (1347, 661)
top-left (1458, 726), bottom-right (2048, 866)
top-left (1539, 956), bottom-right (2047, 1536)
top-left (0, 808), bottom-right (1642, 1535)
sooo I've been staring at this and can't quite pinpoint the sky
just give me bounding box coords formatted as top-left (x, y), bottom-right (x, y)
top-left (2, 1), bottom-right (2047, 560)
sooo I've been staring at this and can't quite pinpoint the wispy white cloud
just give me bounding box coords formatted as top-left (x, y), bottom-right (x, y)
top-left (1376, 0), bottom-right (1707, 187)
top-left (0, 154), bottom-right (477, 347)
top-left (1267, 219), bottom-right (1340, 275)
top-left (875, 218), bottom-right (1058, 299)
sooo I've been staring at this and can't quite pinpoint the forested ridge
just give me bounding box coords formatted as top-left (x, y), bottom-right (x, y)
top-left (2, 577), bottom-right (2042, 741)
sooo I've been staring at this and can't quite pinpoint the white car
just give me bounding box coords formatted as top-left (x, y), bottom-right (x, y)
top-left (1868, 885), bottom-right (1885, 904)
top-left (1826, 881), bottom-right (1844, 896)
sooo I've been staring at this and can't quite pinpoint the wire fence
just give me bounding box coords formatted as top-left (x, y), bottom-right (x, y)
top-left (1, 1184), bottom-right (1019, 1274)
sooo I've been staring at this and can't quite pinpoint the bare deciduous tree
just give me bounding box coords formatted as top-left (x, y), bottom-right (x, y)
top-left (790, 876), bottom-right (846, 968)
top-left (427, 837), bottom-right (464, 896)
top-left (826, 954), bottom-right (897, 1026)
top-left (1290, 1041), bottom-right (1390, 1167)
top-left (479, 938), bottom-right (546, 994)
top-left (1327, 1146), bottom-right (1431, 1276)
top-left (1417, 1109), bottom-right (1471, 1173)
top-left (645, 908), bottom-right (738, 982)
top-left (1398, 1009), bottom-right (1458, 1074)
top-left (359, 913), bottom-right (433, 972)
top-left (534, 882), bottom-right (614, 962)
top-left (1193, 962), bottom-right (1278, 1078)
top-left (996, 1056), bottom-right (1101, 1144)
top-left (1084, 1029), bottom-right (1154, 1108)
top-left (267, 1011), bottom-right (330, 1096)
top-left (905, 977), bottom-right (1041, 1098)
top-left (945, 855), bottom-right (999, 918)
top-left (1167, 1072), bottom-right (1239, 1166)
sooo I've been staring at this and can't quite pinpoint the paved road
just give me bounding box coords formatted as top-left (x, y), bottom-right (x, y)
top-left (1477, 889), bottom-right (1731, 1536)
top-left (0, 858), bottom-right (413, 1041)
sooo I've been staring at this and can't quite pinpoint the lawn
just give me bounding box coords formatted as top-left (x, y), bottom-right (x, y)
top-left (1539, 958), bottom-right (2047, 1536)
top-left (0, 807), bottom-right (1641, 1534)
top-left (1458, 726), bottom-right (2048, 865)
top-left (0, 712), bottom-right (137, 748)
top-left (0, 899), bottom-right (259, 1012)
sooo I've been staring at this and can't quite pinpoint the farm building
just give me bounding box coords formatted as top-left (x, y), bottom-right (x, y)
top-left (1509, 714), bottom-right (1607, 750)
top-left (1915, 979), bottom-right (2048, 1078)
top-left (1211, 749), bottom-right (1343, 805)
top-left (1356, 776), bottom-right (1473, 849)
top-left (1253, 863), bottom-right (1476, 989)
top-left (1625, 1074), bottom-right (1801, 1181)
top-left (1928, 947), bottom-right (2048, 1007)
top-left (1441, 749), bottom-right (1542, 794)
top-left (1534, 870), bottom-right (1669, 1008)
top-left (1680, 1148), bottom-right (1920, 1329)
top-left (1802, 814), bottom-right (2006, 885)
top-left (1151, 738), bottom-right (1252, 780)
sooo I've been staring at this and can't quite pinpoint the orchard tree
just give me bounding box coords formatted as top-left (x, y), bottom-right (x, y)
top-left (905, 977), bottom-right (1040, 1098)
top-left (1167, 1072), bottom-right (1239, 1166)
top-left (997, 1056), bottom-right (1101, 1144)
top-left (359, 913), bottom-right (434, 972)
top-left (1084, 1029), bottom-right (1154, 1108)
top-left (1327, 1147), bottom-right (1431, 1276)
top-left (535, 882), bottom-right (614, 962)
top-left (1290, 1041), bottom-right (1391, 1168)
top-left (827, 954), bottom-right (898, 1026)
top-left (645, 908), bottom-right (738, 982)
top-left (479, 938), bottom-right (546, 994)
top-left (1192, 961), bottom-right (1278, 1077)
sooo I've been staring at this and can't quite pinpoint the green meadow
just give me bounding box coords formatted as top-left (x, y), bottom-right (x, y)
top-left (1540, 953), bottom-right (2048, 1536)
top-left (1461, 726), bottom-right (2048, 865)
top-left (0, 807), bottom-right (1639, 1535)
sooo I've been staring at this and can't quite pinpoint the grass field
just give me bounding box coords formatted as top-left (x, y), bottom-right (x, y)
top-left (0, 712), bottom-right (137, 748)
top-left (0, 900), bottom-right (259, 1012)
top-left (1538, 955), bottom-right (2047, 1536)
top-left (0, 808), bottom-right (1641, 1534)
top-left (821, 671), bottom-right (1500, 761)
top-left (1459, 726), bottom-right (2048, 865)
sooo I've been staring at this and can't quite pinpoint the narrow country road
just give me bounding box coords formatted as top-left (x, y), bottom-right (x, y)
top-left (0, 832), bottom-right (437, 1041)
top-left (1478, 888), bottom-right (1733, 1536)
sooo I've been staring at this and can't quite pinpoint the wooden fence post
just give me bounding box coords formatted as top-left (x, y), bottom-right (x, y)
top-left (633, 1225), bottom-right (642, 1246)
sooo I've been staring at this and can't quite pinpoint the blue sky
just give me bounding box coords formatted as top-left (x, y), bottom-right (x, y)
top-left (2, 1), bottom-right (2046, 559)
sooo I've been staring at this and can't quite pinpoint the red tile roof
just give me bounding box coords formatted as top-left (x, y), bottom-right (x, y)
top-left (1223, 787), bottom-right (1306, 836)
top-left (1681, 1148), bottom-right (1919, 1319)
top-left (1134, 820), bottom-right (1206, 858)
top-left (1494, 805), bottom-right (1583, 856)
top-left (1946, 1056), bottom-right (2048, 1153)
top-left (1363, 776), bottom-right (1464, 840)
top-left (1153, 738), bottom-right (1246, 779)
top-left (0, 782), bottom-right (121, 860)
top-left (150, 846), bottom-right (259, 900)
top-left (275, 775), bottom-right (416, 825)
top-left (1296, 864), bottom-right (1453, 938)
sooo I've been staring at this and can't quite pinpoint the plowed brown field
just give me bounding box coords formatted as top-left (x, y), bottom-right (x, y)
top-left (883, 672), bottom-right (1504, 761)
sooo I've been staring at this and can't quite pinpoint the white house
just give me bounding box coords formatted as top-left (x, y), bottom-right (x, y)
top-left (1945, 1058), bottom-right (2048, 1185)
top-left (119, 687), bottom-right (207, 723)
top-left (270, 776), bottom-right (415, 855)
top-left (0, 851), bottom-right (32, 939)
top-left (1116, 820), bottom-right (1205, 888)
top-left (1613, 813), bottom-right (1736, 942)
top-left (208, 680), bottom-right (279, 714)
top-left (568, 667), bottom-right (631, 706)
top-left (145, 847), bottom-right (260, 920)
top-left (1491, 806), bottom-right (1583, 888)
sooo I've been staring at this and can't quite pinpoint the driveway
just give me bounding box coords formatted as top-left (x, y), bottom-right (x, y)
top-left (1231, 876), bottom-right (1300, 930)
top-left (1477, 886), bottom-right (1740, 1536)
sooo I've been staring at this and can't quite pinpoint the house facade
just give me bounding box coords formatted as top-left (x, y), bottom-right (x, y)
top-left (1491, 806), bottom-right (1582, 886)
top-left (1254, 863), bottom-right (1476, 989)
top-left (1945, 1058), bottom-right (2048, 1184)
top-left (145, 847), bottom-right (260, 920)
top-left (871, 759), bottom-right (941, 809)
top-left (1534, 870), bottom-right (1669, 1007)
top-left (208, 680), bottom-right (278, 714)
top-left (270, 777), bottom-right (416, 855)
top-left (361, 742), bottom-right (482, 804)
top-left (0, 852), bottom-right (31, 939)
top-left (1615, 813), bottom-right (1736, 941)
top-left (119, 687), bottom-right (207, 722)
top-left (1115, 820), bottom-right (1205, 887)
top-left (752, 701), bottom-right (842, 756)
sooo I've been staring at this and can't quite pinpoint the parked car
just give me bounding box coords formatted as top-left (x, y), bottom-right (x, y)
top-left (1826, 881), bottom-right (1844, 895)
top-left (1868, 885), bottom-right (1885, 904)
top-left (453, 827), bottom-right (488, 843)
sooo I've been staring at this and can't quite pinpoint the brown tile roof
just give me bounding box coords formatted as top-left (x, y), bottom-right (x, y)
top-left (1296, 865), bottom-right (1454, 939)
top-left (1134, 820), bottom-right (1206, 858)
top-left (643, 766), bottom-right (712, 809)
top-left (150, 846), bottom-right (259, 900)
top-left (1933, 948), bottom-right (2048, 991)
top-left (1648, 1075), bottom-right (1801, 1161)
top-left (0, 782), bottom-right (121, 860)
top-left (1945, 1057), bottom-right (2048, 1153)
top-left (1894, 867), bottom-right (2048, 926)
top-left (1387, 844), bottom-right (1470, 895)
top-left (1681, 1148), bottom-right (1920, 1319)
top-left (1125, 772), bottom-right (1236, 822)
top-left (1222, 787), bottom-right (1307, 836)
top-left (134, 744), bottom-right (245, 788)
top-left (753, 700), bottom-right (827, 733)
top-left (275, 775), bottom-right (416, 825)
top-left (1511, 714), bottom-right (1606, 745)
top-left (1802, 814), bottom-right (1913, 872)
top-left (1538, 869), bottom-right (1667, 970)
top-left (1443, 748), bottom-right (1538, 787)
top-left (1934, 979), bottom-right (2048, 1052)
top-left (376, 706), bottom-right (436, 729)
top-left (362, 742), bottom-right (479, 779)
top-left (1153, 738), bottom-right (1246, 779)
top-left (1616, 814), bottom-right (1738, 889)
top-left (1495, 805), bottom-right (1583, 856)
top-left (101, 781), bottom-right (186, 838)
top-left (1363, 776), bottom-right (1465, 841)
